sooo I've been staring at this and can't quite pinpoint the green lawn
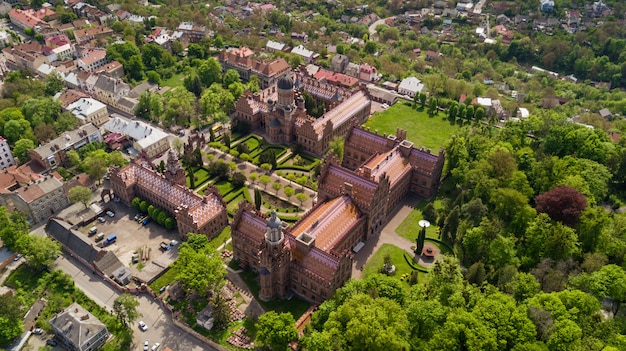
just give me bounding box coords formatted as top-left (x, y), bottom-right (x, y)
top-left (362, 244), bottom-right (416, 280)
top-left (364, 101), bottom-right (465, 150)
top-left (226, 192), bottom-right (245, 213)
top-left (149, 265), bottom-right (180, 292)
top-left (162, 70), bottom-right (191, 88)
top-left (209, 226), bottom-right (232, 250)
top-left (187, 167), bottom-right (211, 189)
top-left (215, 179), bottom-right (235, 196)
top-left (395, 200), bottom-right (442, 242)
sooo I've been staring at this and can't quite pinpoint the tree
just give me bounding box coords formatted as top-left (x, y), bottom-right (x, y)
top-left (198, 58), bottom-right (223, 87)
top-left (44, 72), bottom-right (65, 96)
top-left (185, 233), bottom-right (210, 252)
top-left (296, 192), bottom-right (308, 206)
top-left (272, 181), bottom-right (282, 195)
top-left (33, 123), bottom-right (56, 143)
top-left (284, 186), bottom-right (294, 200)
top-left (231, 172), bottom-right (246, 188)
top-left (422, 202), bottom-right (436, 223)
top-left (3, 119), bottom-right (29, 143)
top-left (17, 235), bottom-right (61, 268)
top-left (254, 188), bottom-right (263, 211)
top-left (249, 172), bottom-right (259, 184)
top-left (66, 149), bottom-right (81, 167)
top-left (175, 244), bottom-right (226, 296)
top-left (0, 293), bottom-right (23, 346)
top-left (328, 136), bottom-right (344, 162)
top-left (12, 138), bottom-right (35, 163)
top-left (68, 186), bottom-right (93, 208)
top-left (257, 311), bottom-right (298, 351)
top-left (535, 186), bottom-right (587, 227)
top-left (223, 69), bottom-right (241, 87)
top-left (223, 133), bottom-right (231, 149)
top-left (259, 175), bottom-right (271, 190)
top-left (84, 155), bottom-right (107, 184)
top-left (113, 294), bottom-right (142, 327)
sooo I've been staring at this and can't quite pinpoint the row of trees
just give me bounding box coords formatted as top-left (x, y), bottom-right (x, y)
top-left (130, 197), bottom-right (176, 229)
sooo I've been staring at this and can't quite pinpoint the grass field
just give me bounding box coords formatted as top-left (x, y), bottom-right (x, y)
top-left (395, 200), bottom-right (442, 242)
top-left (364, 101), bottom-right (465, 150)
top-left (363, 244), bottom-right (414, 279)
top-left (162, 70), bottom-right (191, 88)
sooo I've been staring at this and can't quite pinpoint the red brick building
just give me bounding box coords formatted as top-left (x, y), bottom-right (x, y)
top-left (109, 151), bottom-right (228, 240)
top-left (231, 127), bottom-right (444, 303)
top-left (233, 72), bottom-right (371, 156)
top-left (218, 47), bottom-right (290, 89)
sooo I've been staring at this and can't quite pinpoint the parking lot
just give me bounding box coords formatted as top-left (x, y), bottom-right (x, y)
top-left (78, 200), bottom-right (180, 277)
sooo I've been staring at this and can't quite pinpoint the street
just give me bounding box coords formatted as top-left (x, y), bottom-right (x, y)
top-left (54, 254), bottom-right (218, 351)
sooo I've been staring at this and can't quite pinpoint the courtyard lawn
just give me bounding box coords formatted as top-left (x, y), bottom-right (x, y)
top-left (187, 167), bottom-right (211, 189)
top-left (215, 179), bottom-right (235, 196)
top-left (364, 101), bottom-right (464, 150)
top-left (209, 226), bottom-right (231, 250)
top-left (149, 265), bottom-right (180, 292)
top-left (226, 192), bottom-right (245, 214)
top-left (162, 70), bottom-right (191, 88)
top-left (395, 200), bottom-right (442, 242)
top-left (362, 244), bottom-right (424, 284)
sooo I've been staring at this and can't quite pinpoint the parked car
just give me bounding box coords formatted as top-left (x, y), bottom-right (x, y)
top-left (144, 340), bottom-right (150, 351)
top-left (13, 254), bottom-right (22, 261)
top-left (98, 217), bottom-right (106, 223)
top-left (139, 321), bottom-right (148, 332)
top-left (178, 130), bottom-right (185, 136)
top-left (46, 339), bottom-right (57, 346)
top-left (106, 210), bottom-right (115, 217)
top-left (33, 328), bottom-right (43, 335)
top-left (151, 342), bottom-right (160, 351)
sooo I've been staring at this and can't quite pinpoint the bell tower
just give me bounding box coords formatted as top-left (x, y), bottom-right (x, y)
top-left (164, 149), bottom-right (186, 186)
top-left (259, 211), bottom-right (290, 301)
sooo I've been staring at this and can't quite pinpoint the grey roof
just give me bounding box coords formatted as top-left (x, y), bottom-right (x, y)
top-left (93, 250), bottom-right (124, 277)
top-left (46, 218), bottom-right (101, 264)
top-left (94, 75), bottom-right (129, 94)
top-left (33, 123), bottom-right (100, 159)
top-left (49, 302), bottom-right (107, 350)
top-left (127, 81), bottom-right (158, 99)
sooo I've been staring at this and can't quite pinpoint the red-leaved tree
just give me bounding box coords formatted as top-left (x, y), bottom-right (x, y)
top-left (535, 186), bottom-right (587, 227)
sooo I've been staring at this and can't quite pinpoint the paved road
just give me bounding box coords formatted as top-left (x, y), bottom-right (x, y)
top-left (368, 17), bottom-right (393, 41)
top-left (54, 254), bottom-right (217, 351)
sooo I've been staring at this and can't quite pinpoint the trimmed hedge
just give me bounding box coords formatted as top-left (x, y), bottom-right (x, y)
top-left (403, 252), bottom-right (430, 273)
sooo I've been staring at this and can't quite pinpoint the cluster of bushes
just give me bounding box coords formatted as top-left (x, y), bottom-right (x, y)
top-left (131, 197), bottom-right (175, 229)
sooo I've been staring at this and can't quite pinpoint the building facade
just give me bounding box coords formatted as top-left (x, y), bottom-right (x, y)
top-left (49, 302), bottom-right (109, 351)
top-left (231, 127), bottom-right (445, 304)
top-left (29, 123), bottom-right (102, 172)
top-left (218, 47), bottom-right (291, 89)
top-left (109, 152), bottom-right (228, 240)
top-left (0, 136), bottom-right (16, 169)
top-left (103, 116), bottom-right (169, 158)
top-left (233, 72), bottom-right (371, 156)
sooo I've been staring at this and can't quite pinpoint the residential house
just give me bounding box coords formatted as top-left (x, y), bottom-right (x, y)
top-left (66, 98), bottom-right (109, 126)
top-left (8, 8), bottom-right (54, 31)
top-left (218, 47), bottom-right (291, 89)
top-left (359, 63), bottom-right (377, 82)
top-left (76, 48), bottom-right (108, 71)
top-left (291, 31), bottom-right (308, 43)
top-left (92, 75), bottom-right (131, 107)
top-left (49, 303), bottom-right (109, 351)
top-left (314, 68), bottom-right (360, 89)
top-left (330, 54), bottom-right (349, 73)
top-left (2, 42), bottom-right (49, 72)
top-left (0, 136), bottom-right (16, 169)
top-left (0, 171), bottom-right (69, 224)
top-left (291, 45), bottom-right (317, 63)
top-left (367, 84), bottom-right (398, 105)
top-left (398, 77), bottom-right (426, 98)
top-left (103, 115), bottom-right (169, 158)
top-left (73, 26), bottom-right (113, 45)
top-left (265, 40), bottom-right (286, 53)
top-left (29, 123), bottom-right (102, 172)
top-left (177, 22), bottom-right (208, 43)
top-left (94, 61), bottom-right (124, 79)
top-left (599, 108), bottom-right (613, 120)
top-left (55, 89), bottom-right (89, 108)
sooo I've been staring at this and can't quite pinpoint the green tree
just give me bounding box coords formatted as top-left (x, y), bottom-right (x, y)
top-left (257, 311), bottom-right (299, 351)
top-left (254, 188), bottom-right (263, 211)
top-left (223, 133), bottom-right (231, 149)
top-left (272, 181), bottom-right (282, 195)
top-left (83, 154), bottom-right (107, 184)
top-left (174, 244), bottom-right (226, 297)
top-left (249, 172), bottom-right (259, 184)
top-left (68, 186), bottom-right (93, 208)
top-left (113, 294), bottom-right (142, 327)
top-left (296, 192), bottom-right (308, 205)
top-left (185, 233), bottom-right (210, 252)
top-left (327, 136), bottom-right (344, 162)
top-left (475, 107), bottom-right (485, 122)
top-left (66, 149), bottom-right (81, 167)
top-left (284, 186), bottom-right (294, 200)
top-left (12, 138), bottom-right (35, 163)
top-left (223, 69), bottom-right (241, 87)
top-left (0, 293), bottom-right (24, 346)
top-left (231, 172), bottom-right (246, 188)
top-left (17, 234), bottom-right (61, 268)
top-left (259, 175), bottom-right (271, 190)
top-left (44, 72), bottom-right (65, 96)
top-left (198, 58), bottom-right (223, 87)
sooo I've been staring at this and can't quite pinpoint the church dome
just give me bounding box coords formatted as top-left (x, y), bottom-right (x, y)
top-left (277, 75), bottom-right (294, 90)
top-left (267, 210), bottom-right (282, 229)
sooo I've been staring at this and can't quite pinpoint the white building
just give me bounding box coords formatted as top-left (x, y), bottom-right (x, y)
top-left (77, 48), bottom-right (108, 71)
top-left (291, 45), bottom-right (318, 63)
top-left (66, 98), bottom-right (109, 126)
top-left (103, 115), bottom-right (170, 158)
top-left (0, 136), bottom-right (16, 169)
top-left (266, 40), bottom-right (286, 53)
top-left (398, 77), bottom-right (426, 98)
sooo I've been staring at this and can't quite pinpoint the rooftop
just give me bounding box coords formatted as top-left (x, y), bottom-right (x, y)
top-left (103, 116), bottom-right (168, 149)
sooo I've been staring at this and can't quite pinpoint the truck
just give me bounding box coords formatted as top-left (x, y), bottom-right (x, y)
top-left (103, 234), bottom-right (117, 246)
top-left (159, 242), bottom-right (171, 251)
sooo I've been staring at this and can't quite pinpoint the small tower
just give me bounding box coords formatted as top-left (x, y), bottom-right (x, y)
top-left (164, 149), bottom-right (186, 186)
top-left (259, 210), bottom-right (290, 301)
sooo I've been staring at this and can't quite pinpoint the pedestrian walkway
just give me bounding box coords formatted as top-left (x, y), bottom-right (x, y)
top-left (351, 194), bottom-right (428, 278)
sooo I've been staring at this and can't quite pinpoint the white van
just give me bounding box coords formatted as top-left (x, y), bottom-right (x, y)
top-left (95, 233), bottom-right (105, 242)
top-left (88, 226), bottom-right (98, 235)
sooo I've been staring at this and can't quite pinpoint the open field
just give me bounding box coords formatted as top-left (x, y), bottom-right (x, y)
top-left (363, 101), bottom-right (464, 151)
